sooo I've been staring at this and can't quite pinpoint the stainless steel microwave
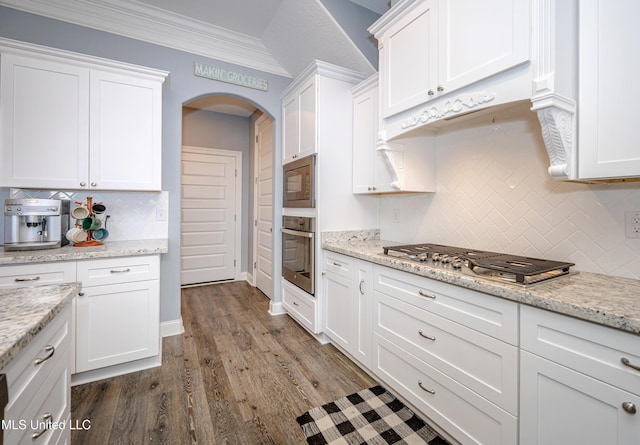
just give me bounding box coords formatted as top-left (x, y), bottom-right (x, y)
top-left (283, 154), bottom-right (315, 208)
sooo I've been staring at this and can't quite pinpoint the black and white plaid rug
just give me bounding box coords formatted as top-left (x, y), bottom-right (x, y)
top-left (297, 385), bottom-right (449, 445)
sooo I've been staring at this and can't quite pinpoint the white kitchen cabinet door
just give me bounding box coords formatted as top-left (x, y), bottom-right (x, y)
top-left (353, 261), bottom-right (373, 368)
top-left (438, 0), bottom-right (530, 95)
top-left (282, 76), bottom-right (317, 164)
top-left (0, 53), bottom-right (90, 189)
top-left (379, 0), bottom-right (438, 118)
top-left (89, 70), bottom-right (162, 190)
top-left (75, 279), bottom-right (160, 373)
top-left (520, 350), bottom-right (640, 445)
top-left (282, 94), bottom-right (299, 165)
top-left (578, 0), bottom-right (640, 180)
top-left (323, 267), bottom-right (354, 352)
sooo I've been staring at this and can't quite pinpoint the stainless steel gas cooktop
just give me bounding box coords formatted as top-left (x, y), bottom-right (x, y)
top-left (382, 243), bottom-right (575, 286)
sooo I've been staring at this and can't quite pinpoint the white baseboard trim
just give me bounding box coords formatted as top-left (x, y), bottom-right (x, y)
top-left (71, 354), bottom-right (162, 386)
top-left (161, 317), bottom-right (184, 337)
top-left (269, 301), bottom-right (287, 316)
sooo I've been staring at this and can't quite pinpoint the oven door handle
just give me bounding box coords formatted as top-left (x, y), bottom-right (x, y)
top-left (281, 228), bottom-right (314, 238)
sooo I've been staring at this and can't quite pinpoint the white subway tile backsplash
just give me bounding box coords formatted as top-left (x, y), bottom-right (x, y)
top-left (380, 103), bottom-right (640, 280)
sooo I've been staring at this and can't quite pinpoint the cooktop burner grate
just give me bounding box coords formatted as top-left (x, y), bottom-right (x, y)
top-left (383, 243), bottom-right (575, 286)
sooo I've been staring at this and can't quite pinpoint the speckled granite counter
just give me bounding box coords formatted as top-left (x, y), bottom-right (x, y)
top-left (0, 239), bottom-right (168, 265)
top-left (0, 282), bottom-right (79, 370)
top-left (322, 237), bottom-right (640, 336)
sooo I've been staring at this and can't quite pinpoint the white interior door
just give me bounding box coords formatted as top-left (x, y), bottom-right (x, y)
top-left (254, 116), bottom-right (274, 299)
top-left (181, 147), bottom-right (240, 285)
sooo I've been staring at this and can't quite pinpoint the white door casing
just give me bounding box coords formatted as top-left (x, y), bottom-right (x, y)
top-left (253, 115), bottom-right (274, 299)
top-left (181, 146), bottom-right (241, 285)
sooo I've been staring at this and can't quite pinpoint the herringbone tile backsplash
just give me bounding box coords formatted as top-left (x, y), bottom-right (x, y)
top-left (380, 103), bottom-right (640, 279)
top-left (5, 189), bottom-right (169, 241)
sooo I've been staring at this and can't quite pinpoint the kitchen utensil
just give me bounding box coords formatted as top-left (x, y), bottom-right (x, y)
top-left (82, 216), bottom-right (101, 231)
top-left (92, 227), bottom-right (109, 241)
top-left (66, 228), bottom-right (88, 243)
top-left (71, 206), bottom-right (90, 220)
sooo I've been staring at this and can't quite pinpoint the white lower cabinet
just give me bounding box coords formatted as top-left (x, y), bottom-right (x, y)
top-left (322, 252), bottom-right (372, 368)
top-left (371, 265), bottom-right (518, 444)
top-left (75, 256), bottom-right (160, 373)
top-left (282, 278), bottom-right (319, 334)
top-left (2, 304), bottom-right (72, 445)
top-left (520, 305), bottom-right (640, 445)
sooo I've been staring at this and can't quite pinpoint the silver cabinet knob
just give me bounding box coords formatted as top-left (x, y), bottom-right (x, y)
top-left (437, 85), bottom-right (444, 92)
top-left (91, 182), bottom-right (97, 187)
top-left (428, 89), bottom-right (435, 96)
top-left (623, 402), bottom-right (637, 414)
top-left (80, 182), bottom-right (86, 187)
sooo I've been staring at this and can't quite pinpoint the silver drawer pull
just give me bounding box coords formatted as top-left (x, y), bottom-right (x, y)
top-left (332, 262), bottom-right (342, 267)
top-left (623, 402), bottom-right (637, 414)
top-left (34, 345), bottom-right (55, 365)
top-left (293, 301), bottom-right (299, 306)
top-left (418, 330), bottom-right (436, 341)
top-left (359, 279), bottom-right (365, 295)
top-left (31, 412), bottom-right (53, 439)
top-left (621, 357), bottom-right (640, 372)
top-left (110, 268), bottom-right (131, 274)
top-left (15, 276), bottom-right (40, 282)
top-left (418, 380), bottom-right (435, 394)
top-left (418, 290), bottom-right (436, 299)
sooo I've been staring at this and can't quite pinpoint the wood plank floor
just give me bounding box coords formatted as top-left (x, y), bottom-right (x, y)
top-left (71, 281), bottom-right (376, 444)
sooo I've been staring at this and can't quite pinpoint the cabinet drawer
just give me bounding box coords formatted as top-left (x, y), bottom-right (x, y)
top-left (323, 251), bottom-right (353, 279)
top-left (282, 279), bottom-right (318, 333)
top-left (374, 291), bottom-right (518, 414)
top-left (4, 342), bottom-right (70, 445)
top-left (373, 334), bottom-right (517, 445)
top-left (0, 262), bottom-right (76, 290)
top-left (77, 255), bottom-right (159, 287)
top-left (521, 305), bottom-right (640, 396)
top-left (373, 265), bottom-right (518, 344)
top-left (3, 304), bottom-right (71, 413)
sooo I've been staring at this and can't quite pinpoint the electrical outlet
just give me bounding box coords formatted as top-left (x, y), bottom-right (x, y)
top-left (625, 211), bottom-right (640, 238)
top-left (392, 209), bottom-right (400, 224)
top-left (156, 207), bottom-right (167, 221)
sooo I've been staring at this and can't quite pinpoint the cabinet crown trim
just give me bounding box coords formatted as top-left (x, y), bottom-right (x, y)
top-left (281, 59), bottom-right (365, 99)
top-left (0, 37), bottom-right (169, 81)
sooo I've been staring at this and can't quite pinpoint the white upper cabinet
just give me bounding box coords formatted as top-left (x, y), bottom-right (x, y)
top-left (0, 39), bottom-right (167, 191)
top-left (371, 0), bottom-right (530, 119)
top-left (89, 70), bottom-right (162, 190)
top-left (282, 75), bottom-right (317, 164)
top-left (0, 53), bottom-right (90, 189)
top-left (352, 74), bottom-right (435, 194)
top-left (578, 0), bottom-right (640, 180)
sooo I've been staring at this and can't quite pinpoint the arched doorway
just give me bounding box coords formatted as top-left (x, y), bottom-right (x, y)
top-left (180, 95), bottom-right (274, 299)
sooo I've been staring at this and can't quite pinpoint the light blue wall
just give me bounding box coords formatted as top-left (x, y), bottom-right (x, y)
top-left (0, 6), bottom-right (291, 323)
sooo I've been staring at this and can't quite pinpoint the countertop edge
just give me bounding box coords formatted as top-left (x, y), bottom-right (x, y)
top-left (0, 282), bottom-right (79, 370)
top-left (0, 239), bottom-right (168, 265)
top-left (322, 240), bottom-right (640, 336)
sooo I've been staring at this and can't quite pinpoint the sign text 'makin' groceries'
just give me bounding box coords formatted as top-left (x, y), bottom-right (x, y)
top-left (194, 61), bottom-right (268, 92)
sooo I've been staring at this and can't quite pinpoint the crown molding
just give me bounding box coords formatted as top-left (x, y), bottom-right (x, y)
top-left (0, 0), bottom-right (291, 77)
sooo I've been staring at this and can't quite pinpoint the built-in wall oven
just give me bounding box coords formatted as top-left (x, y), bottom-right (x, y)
top-left (281, 216), bottom-right (315, 295)
top-left (283, 154), bottom-right (315, 208)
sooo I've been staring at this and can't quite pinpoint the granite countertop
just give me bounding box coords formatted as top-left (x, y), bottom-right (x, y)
top-left (0, 238), bottom-right (168, 265)
top-left (322, 237), bottom-right (640, 336)
top-left (0, 282), bottom-right (79, 370)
